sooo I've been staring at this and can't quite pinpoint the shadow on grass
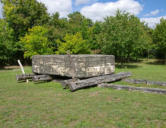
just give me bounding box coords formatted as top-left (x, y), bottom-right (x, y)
top-left (146, 60), bottom-right (166, 65)
top-left (71, 85), bottom-right (97, 92)
top-left (116, 64), bottom-right (141, 69)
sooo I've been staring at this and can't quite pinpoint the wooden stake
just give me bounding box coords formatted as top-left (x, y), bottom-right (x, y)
top-left (17, 60), bottom-right (29, 83)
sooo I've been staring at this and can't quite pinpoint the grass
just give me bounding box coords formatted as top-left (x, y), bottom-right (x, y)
top-left (0, 59), bottom-right (166, 128)
top-left (115, 59), bottom-right (166, 89)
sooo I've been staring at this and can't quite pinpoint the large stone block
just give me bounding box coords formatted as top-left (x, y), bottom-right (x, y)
top-left (32, 55), bottom-right (115, 78)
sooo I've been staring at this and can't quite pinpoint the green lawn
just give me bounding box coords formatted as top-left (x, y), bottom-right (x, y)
top-left (0, 60), bottom-right (166, 128)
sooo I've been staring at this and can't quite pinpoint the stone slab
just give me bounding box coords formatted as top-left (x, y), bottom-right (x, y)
top-left (32, 55), bottom-right (115, 78)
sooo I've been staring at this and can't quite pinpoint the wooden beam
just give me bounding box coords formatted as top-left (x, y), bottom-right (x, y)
top-left (32, 75), bottom-right (53, 82)
top-left (123, 79), bottom-right (166, 86)
top-left (68, 72), bottom-right (132, 91)
top-left (16, 74), bottom-right (34, 81)
top-left (98, 83), bottom-right (166, 94)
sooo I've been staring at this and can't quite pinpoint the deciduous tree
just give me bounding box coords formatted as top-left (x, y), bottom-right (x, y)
top-left (20, 26), bottom-right (53, 59)
top-left (153, 18), bottom-right (166, 61)
top-left (0, 19), bottom-right (14, 65)
top-left (56, 33), bottom-right (91, 54)
top-left (2, 0), bottom-right (49, 41)
top-left (99, 11), bottom-right (151, 64)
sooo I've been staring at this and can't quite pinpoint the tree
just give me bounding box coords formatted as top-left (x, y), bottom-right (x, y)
top-left (47, 12), bottom-right (69, 51)
top-left (56, 33), bottom-right (91, 54)
top-left (88, 22), bottom-right (102, 53)
top-left (99, 11), bottom-right (151, 64)
top-left (153, 18), bottom-right (166, 61)
top-left (68, 12), bottom-right (93, 39)
top-left (0, 19), bottom-right (14, 65)
top-left (20, 26), bottom-right (53, 59)
top-left (2, 0), bottom-right (49, 41)
top-left (142, 25), bottom-right (154, 59)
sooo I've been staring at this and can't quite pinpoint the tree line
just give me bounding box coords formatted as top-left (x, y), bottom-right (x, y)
top-left (0, 0), bottom-right (166, 65)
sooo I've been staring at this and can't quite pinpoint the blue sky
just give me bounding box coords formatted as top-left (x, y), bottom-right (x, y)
top-left (72, 0), bottom-right (166, 27)
top-left (138, 0), bottom-right (166, 17)
top-left (73, 0), bottom-right (166, 18)
top-left (73, 0), bottom-right (166, 17)
top-left (0, 0), bottom-right (166, 28)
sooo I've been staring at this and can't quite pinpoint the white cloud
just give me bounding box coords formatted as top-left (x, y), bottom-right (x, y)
top-left (75, 0), bottom-right (90, 6)
top-left (141, 16), bottom-right (166, 28)
top-left (80, 0), bottom-right (143, 21)
top-left (144, 9), bottom-right (160, 17)
top-left (37, 0), bottom-right (72, 17)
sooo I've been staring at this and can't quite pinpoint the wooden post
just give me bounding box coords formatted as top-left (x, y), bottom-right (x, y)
top-left (18, 60), bottom-right (25, 74)
top-left (17, 60), bottom-right (29, 83)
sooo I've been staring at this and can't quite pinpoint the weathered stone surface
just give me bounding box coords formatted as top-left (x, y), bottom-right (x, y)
top-left (32, 55), bottom-right (115, 78)
top-left (99, 83), bottom-right (166, 94)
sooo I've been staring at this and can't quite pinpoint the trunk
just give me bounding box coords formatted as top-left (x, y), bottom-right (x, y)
top-left (67, 72), bottom-right (132, 91)
top-left (147, 49), bottom-right (149, 61)
top-left (165, 53), bottom-right (166, 64)
top-left (32, 75), bottom-right (53, 82)
top-left (16, 74), bottom-right (35, 81)
top-left (98, 83), bottom-right (166, 94)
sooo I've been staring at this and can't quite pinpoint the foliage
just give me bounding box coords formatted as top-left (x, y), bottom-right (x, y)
top-left (47, 12), bottom-right (69, 50)
top-left (1, 0), bottom-right (50, 63)
top-left (0, 19), bottom-right (14, 65)
top-left (2, 0), bottom-right (49, 41)
top-left (20, 26), bottom-right (53, 59)
top-left (153, 18), bottom-right (166, 60)
top-left (0, 1), bottom-right (162, 65)
top-left (88, 22), bottom-right (102, 53)
top-left (142, 25), bottom-right (154, 58)
top-left (68, 12), bottom-right (93, 39)
top-left (99, 11), bottom-right (151, 63)
top-left (56, 33), bottom-right (91, 54)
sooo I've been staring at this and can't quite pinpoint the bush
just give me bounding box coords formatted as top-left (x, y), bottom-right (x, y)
top-left (56, 33), bottom-right (91, 54)
top-left (20, 26), bottom-right (53, 59)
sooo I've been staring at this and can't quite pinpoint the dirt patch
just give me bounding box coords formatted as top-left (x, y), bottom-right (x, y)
top-left (4, 66), bottom-right (20, 70)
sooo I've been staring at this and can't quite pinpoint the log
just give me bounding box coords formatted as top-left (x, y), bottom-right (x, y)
top-left (16, 74), bottom-right (35, 81)
top-left (68, 72), bottom-right (132, 91)
top-left (123, 79), bottom-right (166, 86)
top-left (98, 83), bottom-right (166, 94)
top-left (62, 78), bottom-right (80, 89)
top-left (32, 75), bottom-right (53, 82)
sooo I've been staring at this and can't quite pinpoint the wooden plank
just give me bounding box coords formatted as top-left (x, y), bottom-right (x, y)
top-left (68, 72), bottom-right (132, 91)
top-left (98, 83), bottom-right (166, 94)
